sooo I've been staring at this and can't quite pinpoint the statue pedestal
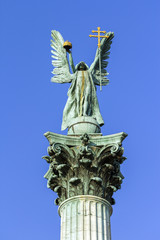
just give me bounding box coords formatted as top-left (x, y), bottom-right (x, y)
top-left (59, 195), bottom-right (112, 240)
top-left (68, 116), bottom-right (101, 135)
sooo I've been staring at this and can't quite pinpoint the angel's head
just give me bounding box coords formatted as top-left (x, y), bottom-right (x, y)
top-left (77, 62), bottom-right (88, 71)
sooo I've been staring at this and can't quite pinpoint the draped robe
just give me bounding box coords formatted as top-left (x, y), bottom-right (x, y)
top-left (62, 66), bottom-right (104, 130)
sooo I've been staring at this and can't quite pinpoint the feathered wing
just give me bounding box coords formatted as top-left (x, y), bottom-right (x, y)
top-left (51, 30), bottom-right (74, 83)
top-left (89, 32), bottom-right (114, 86)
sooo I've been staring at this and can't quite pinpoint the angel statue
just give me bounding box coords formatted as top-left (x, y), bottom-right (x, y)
top-left (51, 30), bottom-right (114, 131)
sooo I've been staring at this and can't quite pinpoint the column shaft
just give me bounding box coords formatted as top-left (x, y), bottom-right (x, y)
top-left (58, 195), bottom-right (112, 240)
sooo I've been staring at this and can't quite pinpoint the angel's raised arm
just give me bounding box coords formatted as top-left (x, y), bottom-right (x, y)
top-left (51, 30), bottom-right (75, 83)
top-left (89, 32), bottom-right (114, 86)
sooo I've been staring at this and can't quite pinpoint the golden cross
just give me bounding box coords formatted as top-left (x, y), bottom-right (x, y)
top-left (89, 27), bottom-right (109, 48)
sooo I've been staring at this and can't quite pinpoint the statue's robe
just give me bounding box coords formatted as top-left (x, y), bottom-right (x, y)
top-left (61, 69), bottom-right (104, 130)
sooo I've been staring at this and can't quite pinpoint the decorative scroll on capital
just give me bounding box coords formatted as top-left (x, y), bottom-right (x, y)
top-left (43, 132), bottom-right (127, 206)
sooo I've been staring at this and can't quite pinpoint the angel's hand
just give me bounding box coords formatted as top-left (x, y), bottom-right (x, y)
top-left (67, 49), bottom-right (71, 54)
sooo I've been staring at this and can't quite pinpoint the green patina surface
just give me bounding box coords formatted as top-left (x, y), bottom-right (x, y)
top-left (50, 30), bottom-right (114, 131)
top-left (43, 133), bottom-right (127, 206)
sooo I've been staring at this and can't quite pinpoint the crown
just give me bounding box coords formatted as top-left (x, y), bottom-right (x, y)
top-left (63, 40), bottom-right (72, 50)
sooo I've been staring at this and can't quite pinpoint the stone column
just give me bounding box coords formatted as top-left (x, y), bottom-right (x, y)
top-left (43, 131), bottom-right (127, 240)
top-left (59, 195), bottom-right (112, 240)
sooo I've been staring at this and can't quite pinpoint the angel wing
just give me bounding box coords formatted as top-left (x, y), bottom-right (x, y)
top-left (51, 30), bottom-right (74, 83)
top-left (89, 32), bottom-right (114, 86)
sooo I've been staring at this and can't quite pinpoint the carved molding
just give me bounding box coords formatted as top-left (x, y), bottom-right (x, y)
top-left (43, 133), bottom-right (127, 206)
top-left (44, 131), bottom-right (128, 146)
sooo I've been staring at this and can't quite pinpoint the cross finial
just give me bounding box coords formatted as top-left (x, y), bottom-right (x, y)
top-left (89, 27), bottom-right (109, 48)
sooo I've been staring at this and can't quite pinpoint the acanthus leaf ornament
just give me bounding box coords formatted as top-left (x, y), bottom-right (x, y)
top-left (43, 132), bottom-right (127, 205)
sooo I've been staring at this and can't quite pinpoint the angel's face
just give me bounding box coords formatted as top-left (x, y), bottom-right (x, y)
top-left (77, 62), bottom-right (87, 71)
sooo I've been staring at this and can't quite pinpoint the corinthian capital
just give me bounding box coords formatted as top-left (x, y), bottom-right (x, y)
top-left (43, 132), bottom-right (127, 205)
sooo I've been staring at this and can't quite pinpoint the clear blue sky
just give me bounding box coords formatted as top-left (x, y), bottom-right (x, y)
top-left (0, 0), bottom-right (160, 239)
